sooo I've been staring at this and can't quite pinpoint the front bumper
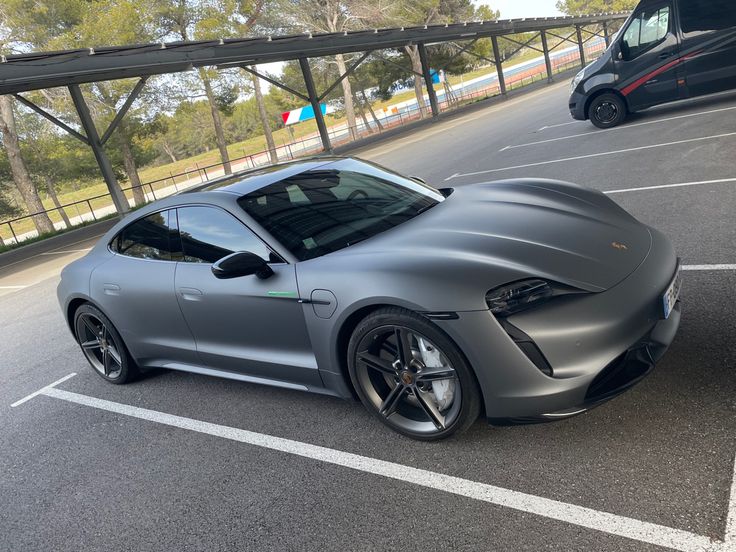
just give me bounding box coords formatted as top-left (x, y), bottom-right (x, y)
top-left (569, 90), bottom-right (587, 120)
top-left (434, 227), bottom-right (681, 423)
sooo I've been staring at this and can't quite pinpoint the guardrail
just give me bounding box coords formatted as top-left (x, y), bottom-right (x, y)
top-left (0, 35), bottom-right (605, 248)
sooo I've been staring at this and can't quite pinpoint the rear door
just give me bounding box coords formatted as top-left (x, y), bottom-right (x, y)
top-left (92, 209), bottom-right (199, 366)
top-left (173, 205), bottom-right (321, 388)
top-left (676, 0), bottom-right (736, 97)
top-left (616, 2), bottom-right (682, 109)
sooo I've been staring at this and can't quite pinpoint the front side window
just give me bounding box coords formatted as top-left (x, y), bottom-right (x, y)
top-left (238, 163), bottom-right (443, 261)
top-left (622, 5), bottom-right (670, 60)
top-left (112, 210), bottom-right (175, 261)
top-left (679, 0), bottom-right (736, 33)
top-left (176, 206), bottom-right (273, 264)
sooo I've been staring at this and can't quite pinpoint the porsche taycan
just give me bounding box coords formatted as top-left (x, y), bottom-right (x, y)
top-left (58, 157), bottom-right (682, 440)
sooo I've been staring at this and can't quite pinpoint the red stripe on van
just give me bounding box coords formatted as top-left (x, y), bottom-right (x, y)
top-left (620, 50), bottom-right (703, 97)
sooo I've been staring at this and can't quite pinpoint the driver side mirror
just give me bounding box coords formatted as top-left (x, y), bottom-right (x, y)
top-left (211, 251), bottom-right (274, 280)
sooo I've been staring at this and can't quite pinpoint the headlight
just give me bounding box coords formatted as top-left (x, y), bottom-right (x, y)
top-left (571, 70), bottom-right (585, 92)
top-left (486, 279), bottom-right (581, 317)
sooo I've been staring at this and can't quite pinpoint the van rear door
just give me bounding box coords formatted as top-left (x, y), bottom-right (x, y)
top-left (677, 0), bottom-right (736, 97)
top-left (616, 2), bottom-right (682, 110)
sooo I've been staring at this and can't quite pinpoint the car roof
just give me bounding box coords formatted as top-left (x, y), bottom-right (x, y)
top-left (182, 156), bottom-right (345, 197)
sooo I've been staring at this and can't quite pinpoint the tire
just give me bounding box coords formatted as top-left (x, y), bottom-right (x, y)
top-left (588, 92), bottom-right (627, 129)
top-left (347, 307), bottom-right (482, 440)
top-left (74, 303), bottom-right (139, 384)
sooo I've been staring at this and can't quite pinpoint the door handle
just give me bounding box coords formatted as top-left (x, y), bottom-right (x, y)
top-left (659, 51), bottom-right (674, 59)
top-left (178, 287), bottom-right (203, 301)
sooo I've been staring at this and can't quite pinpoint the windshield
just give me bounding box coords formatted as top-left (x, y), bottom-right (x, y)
top-left (238, 161), bottom-right (443, 261)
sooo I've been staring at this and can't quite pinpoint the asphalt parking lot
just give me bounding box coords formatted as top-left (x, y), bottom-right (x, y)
top-left (2, 81), bottom-right (735, 552)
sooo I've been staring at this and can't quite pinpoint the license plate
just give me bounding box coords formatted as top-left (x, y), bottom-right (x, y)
top-left (662, 264), bottom-right (682, 319)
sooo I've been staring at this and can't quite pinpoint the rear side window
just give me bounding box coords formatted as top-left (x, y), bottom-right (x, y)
top-left (176, 206), bottom-right (273, 264)
top-left (622, 5), bottom-right (670, 60)
top-left (112, 210), bottom-right (176, 261)
top-left (679, 0), bottom-right (736, 33)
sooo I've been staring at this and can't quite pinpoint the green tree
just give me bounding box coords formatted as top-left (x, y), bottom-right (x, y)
top-left (556, 0), bottom-right (637, 15)
top-left (0, 10), bottom-right (56, 235)
top-left (156, 0), bottom-right (264, 174)
top-left (382, 0), bottom-right (476, 117)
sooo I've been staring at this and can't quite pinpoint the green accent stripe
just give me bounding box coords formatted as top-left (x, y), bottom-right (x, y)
top-left (267, 291), bottom-right (298, 297)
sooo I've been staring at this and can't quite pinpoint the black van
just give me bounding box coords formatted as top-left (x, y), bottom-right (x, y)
top-left (569, 0), bottom-right (736, 128)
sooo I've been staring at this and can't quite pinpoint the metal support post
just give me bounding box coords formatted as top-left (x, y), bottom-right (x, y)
top-left (417, 43), bottom-right (439, 118)
top-left (576, 25), bottom-right (587, 68)
top-left (299, 58), bottom-right (332, 152)
top-left (491, 36), bottom-right (507, 96)
top-left (603, 22), bottom-right (611, 47)
top-left (68, 84), bottom-right (129, 215)
top-left (541, 31), bottom-right (553, 83)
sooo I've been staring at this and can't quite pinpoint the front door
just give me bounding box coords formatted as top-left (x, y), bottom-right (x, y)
top-left (616, 2), bottom-right (682, 110)
top-left (173, 205), bottom-right (321, 388)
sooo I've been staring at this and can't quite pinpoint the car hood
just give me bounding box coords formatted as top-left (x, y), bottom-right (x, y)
top-left (345, 179), bottom-right (652, 292)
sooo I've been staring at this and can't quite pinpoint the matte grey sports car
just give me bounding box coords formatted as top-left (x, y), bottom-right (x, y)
top-left (58, 157), bottom-right (682, 440)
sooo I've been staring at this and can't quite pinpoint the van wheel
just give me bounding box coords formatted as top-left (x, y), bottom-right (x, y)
top-left (588, 93), bottom-right (627, 129)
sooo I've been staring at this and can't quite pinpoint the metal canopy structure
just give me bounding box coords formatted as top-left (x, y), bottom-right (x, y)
top-left (0, 12), bottom-right (628, 215)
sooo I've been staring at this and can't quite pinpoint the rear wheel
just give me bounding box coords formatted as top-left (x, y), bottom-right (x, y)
top-left (588, 93), bottom-right (627, 129)
top-left (347, 307), bottom-right (481, 440)
top-left (74, 304), bottom-right (138, 384)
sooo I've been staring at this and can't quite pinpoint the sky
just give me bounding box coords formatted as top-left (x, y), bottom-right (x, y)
top-left (480, 0), bottom-right (563, 19)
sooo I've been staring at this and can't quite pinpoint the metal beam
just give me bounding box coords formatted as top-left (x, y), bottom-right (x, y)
top-left (0, 13), bottom-right (629, 95)
top-left (545, 29), bottom-right (579, 50)
top-left (100, 77), bottom-right (148, 145)
top-left (417, 43), bottom-right (439, 118)
top-left (239, 65), bottom-right (309, 101)
top-left (491, 36), bottom-right (506, 96)
top-left (603, 21), bottom-right (611, 47)
top-left (541, 31), bottom-right (553, 83)
top-left (69, 84), bottom-right (129, 214)
top-left (12, 93), bottom-right (89, 145)
top-left (436, 38), bottom-right (479, 74)
top-left (298, 58), bottom-right (331, 152)
top-left (576, 25), bottom-right (587, 68)
top-left (317, 50), bottom-right (372, 102)
top-left (501, 33), bottom-right (543, 55)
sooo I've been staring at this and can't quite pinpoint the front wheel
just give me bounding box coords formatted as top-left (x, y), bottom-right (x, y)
top-left (347, 307), bottom-right (481, 440)
top-left (588, 93), bottom-right (627, 129)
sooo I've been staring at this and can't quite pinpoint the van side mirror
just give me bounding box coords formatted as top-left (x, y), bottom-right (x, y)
top-left (211, 251), bottom-right (274, 280)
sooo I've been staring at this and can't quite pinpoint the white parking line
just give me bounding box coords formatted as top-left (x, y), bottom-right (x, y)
top-left (726, 454), bottom-right (736, 546)
top-left (27, 385), bottom-right (726, 551)
top-left (682, 265), bottom-right (736, 271)
top-left (505, 105), bottom-right (736, 151)
top-left (0, 285), bottom-right (27, 289)
top-left (604, 178), bottom-right (736, 195)
top-left (10, 373), bottom-right (77, 408)
top-left (445, 132), bottom-right (736, 180)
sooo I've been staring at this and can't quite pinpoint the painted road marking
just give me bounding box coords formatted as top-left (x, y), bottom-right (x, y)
top-left (604, 178), bottom-right (736, 195)
top-left (24, 385), bottom-right (728, 551)
top-left (538, 121), bottom-right (582, 131)
top-left (446, 132), bottom-right (736, 180)
top-left (0, 285), bottom-right (27, 289)
top-left (10, 373), bottom-right (77, 408)
top-left (360, 81), bottom-right (572, 159)
top-left (505, 105), bottom-right (736, 151)
top-left (682, 265), bottom-right (736, 271)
